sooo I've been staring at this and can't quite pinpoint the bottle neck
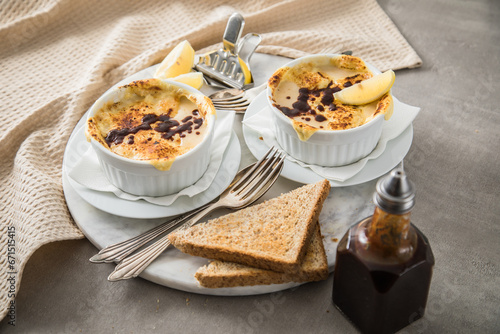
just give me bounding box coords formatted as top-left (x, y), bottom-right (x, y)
top-left (360, 206), bottom-right (416, 263)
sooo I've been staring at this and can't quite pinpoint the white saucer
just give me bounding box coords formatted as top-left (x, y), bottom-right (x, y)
top-left (242, 92), bottom-right (413, 186)
top-left (62, 117), bottom-right (241, 219)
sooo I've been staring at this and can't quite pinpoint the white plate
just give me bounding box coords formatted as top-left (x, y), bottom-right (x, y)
top-left (61, 54), bottom-right (412, 296)
top-left (242, 91), bottom-right (413, 186)
top-left (63, 117), bottom-right (241, 219)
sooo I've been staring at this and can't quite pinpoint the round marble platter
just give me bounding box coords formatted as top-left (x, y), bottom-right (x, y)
top-left (62, 53), bottom-right (413, 296)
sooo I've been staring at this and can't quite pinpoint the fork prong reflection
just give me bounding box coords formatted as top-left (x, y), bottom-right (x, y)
top-left (231, 146), bottom-right (276, 191)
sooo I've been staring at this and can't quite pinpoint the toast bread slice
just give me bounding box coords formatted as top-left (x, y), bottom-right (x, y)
top-left (195, 222), bottom-right (328, 288)
top-left (168, 179), bottom-right (330, 273)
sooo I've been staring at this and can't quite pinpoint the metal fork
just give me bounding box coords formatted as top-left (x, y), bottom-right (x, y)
top-left (209, 82), bottom-right (267, 113)
top-left (106, 147), bottom-right (285, 281)
top-left (89, 203), bottom-right (212, 264)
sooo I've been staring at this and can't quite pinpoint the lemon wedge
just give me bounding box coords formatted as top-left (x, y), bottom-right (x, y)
top-left (154, 40), bottom-right (195, 79)
top-left (334, 70), bottom-right (395, 105)
top-left (170, 72), bottom-right (204, 90)
top-left (238, 57), bottom-right (252, 85)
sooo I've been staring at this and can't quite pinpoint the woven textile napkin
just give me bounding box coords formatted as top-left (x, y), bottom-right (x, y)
top-left (0, 0), bottom-right (421, 320)
top-left (242, 97), bottom-right (420, 182)
top-left (68, 110), bottom-right (235, 206)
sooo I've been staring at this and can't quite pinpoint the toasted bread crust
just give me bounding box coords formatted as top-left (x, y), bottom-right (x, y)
top-left (169, 179), bottom-right (331, 273)
top-left (195, 224), bottom-right (329, 288)
top-left (290, 179), bottom-right (330, 272)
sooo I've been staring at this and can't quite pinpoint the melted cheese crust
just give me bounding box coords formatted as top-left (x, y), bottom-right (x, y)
top-left (85, 79), bottom-right (214, 170)
top-left (269, 55), bottom-right (393, 141)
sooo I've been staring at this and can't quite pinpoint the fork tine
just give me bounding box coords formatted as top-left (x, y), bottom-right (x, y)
top-left (234, 149), bottom-right (280, 194)
top-left (231, 146), bottom-right (276, 190)
top-left (232, 148), bottom-right (276, 190)
top-left (210, 92), bottom-right (245, 102)
top-left (214, 106), bottom-right (248, 113)
top-left (247, 153), bottom-right (285, 198)
top-left (236, 152), bottom-right (285, 199)
top-left (212, 100), bottom-right (250, 108)
top-left (211, 97), bottom-right (247, 105)
top-left (211, 97), bottom-right (244, 103)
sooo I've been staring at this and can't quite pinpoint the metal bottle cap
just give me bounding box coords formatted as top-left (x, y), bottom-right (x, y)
top-left (373, 168), bottom-right (416, 214)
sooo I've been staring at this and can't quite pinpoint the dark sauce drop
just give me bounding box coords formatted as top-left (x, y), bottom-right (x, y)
top-left (142, 114), bottom-right (158, 125)
top-left (193, 118), bottom-right (203, 129)
top-left (162, 121), bottom-right (193, 140)
top-left (279, 106), bottom-right (301, 118)
top-left (321, 88), bottom-right (335, 105)
top-left (276, 84), bottom-right (343, 120)
top-left (315, 114), bottom-right (327, 122)
top-left (292, 100), bottom-right (309, 111)
top-left (154, 119), bottom-right (180, 132)
top-left (105, 113), bottom-right (203, 146)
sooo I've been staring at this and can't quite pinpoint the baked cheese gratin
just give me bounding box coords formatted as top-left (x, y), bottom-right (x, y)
top-left (268, 55), bottom-right (393, 141)
top-left (85, 79), bottom-right (214, 170)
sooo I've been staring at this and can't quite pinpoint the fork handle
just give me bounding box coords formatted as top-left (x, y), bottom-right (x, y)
top-left (107, 202), bottom-right (224, 281)
top-left (223, 13), bottom-right (244, 53)
top-left (89, 202), bottom-right (211, 263)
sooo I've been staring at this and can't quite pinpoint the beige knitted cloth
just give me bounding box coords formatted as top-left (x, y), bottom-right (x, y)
top-left (0, 0), bottom-right (421, 320)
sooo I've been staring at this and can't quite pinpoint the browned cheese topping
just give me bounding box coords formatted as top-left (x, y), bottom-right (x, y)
top-left (268, 55), bottom-right (393, 141)
top-left (85, 79), bottom-right (214, 170)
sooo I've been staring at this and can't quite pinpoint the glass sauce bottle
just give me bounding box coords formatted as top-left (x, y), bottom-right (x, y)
top-left (332, 168), bottom-right (434, 334)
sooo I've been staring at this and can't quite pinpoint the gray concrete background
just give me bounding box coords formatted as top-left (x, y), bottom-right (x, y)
top-left (1, 0), bottom-right (499, 333)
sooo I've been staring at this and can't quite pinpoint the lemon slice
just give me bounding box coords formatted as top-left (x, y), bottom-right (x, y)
top-left (170, 72), bottom-right (204, 90)
top-left (238, 57), bottom-right (252, 85)
top-left (334, 70), bottom-right (395, 105)
top-left (154, 40), bottom-right (195, 79)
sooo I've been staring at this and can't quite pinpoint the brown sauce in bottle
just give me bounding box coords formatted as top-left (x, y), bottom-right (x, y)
top-left (332, 169), bottom-right (434, 334)
top-left (333, 217), bottom-right (434, 334)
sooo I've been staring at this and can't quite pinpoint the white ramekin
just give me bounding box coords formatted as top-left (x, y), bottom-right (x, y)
top-left (267, 54), bottom-right (385, 167)
top-left (86, 79), bottom-right (215, 197)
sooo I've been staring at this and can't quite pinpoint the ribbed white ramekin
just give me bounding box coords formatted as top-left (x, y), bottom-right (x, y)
top-left (87, 79), bottom-right (215, 197)
top-left (267, 54), bottom-right (385, 167)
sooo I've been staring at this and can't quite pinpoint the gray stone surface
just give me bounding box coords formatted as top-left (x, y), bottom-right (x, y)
top-left (1, 0), bottom-right (499, 333)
